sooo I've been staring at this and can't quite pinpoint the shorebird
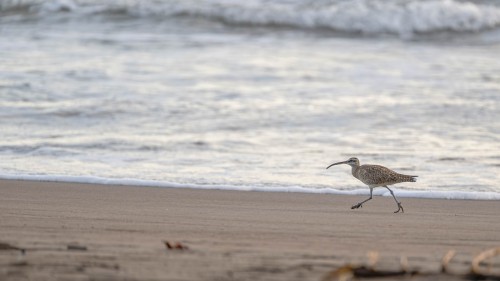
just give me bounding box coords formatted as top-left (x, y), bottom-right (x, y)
top-left (326, 157), bottom-right (417, 213)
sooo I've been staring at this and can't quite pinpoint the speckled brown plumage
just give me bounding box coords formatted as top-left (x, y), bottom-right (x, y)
top-left (353, 164), bottom-right (417, 187)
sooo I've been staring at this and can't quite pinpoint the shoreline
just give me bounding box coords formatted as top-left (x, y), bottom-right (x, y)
top-left (1, 179), bottom-right (499, 280)
top-left (1, 175), bottom-right (499, 200)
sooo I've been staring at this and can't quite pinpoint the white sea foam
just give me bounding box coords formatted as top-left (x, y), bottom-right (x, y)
top-left (1, 174), bottom-right (499, 200)
top-left (2, 0), bottom-right (500, 37)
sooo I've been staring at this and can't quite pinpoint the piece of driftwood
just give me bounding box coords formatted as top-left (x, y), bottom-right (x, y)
top-left (322, 265), bottom-right (409, 281)
top-left (163, 241), bottom-right (189, 250)
top-left (322, 251), bottom-right (414, 281)
top-left (0, 242), bottom-right (25, 255)
top-left (441, 250), bottom-right (457, 273)
top-left (323, 247), bottom-right (500, 281)
top-left (67, 244), bottom-right (88, 251)
top-left (467, 247), bottom-right (500, 281)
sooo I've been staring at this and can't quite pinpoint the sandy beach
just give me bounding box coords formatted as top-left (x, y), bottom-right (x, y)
top-left (1, 179), bottom-right (499, 281)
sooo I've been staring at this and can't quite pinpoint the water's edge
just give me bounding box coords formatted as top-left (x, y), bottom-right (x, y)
top-left (1, 173), bottom-right (499, 200)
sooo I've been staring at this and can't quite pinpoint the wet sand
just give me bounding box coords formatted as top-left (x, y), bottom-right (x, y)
top-left (1, 179), bottom-right (499, 280)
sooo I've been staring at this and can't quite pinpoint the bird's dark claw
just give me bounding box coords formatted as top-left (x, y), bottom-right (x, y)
top-left (394, 203), bottom-right (404, 213)
top-left (351, 203), bottom-right (363, 209)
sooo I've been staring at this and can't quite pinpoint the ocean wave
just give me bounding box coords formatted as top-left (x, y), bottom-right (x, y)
top-left (1, 173), bottom-right (499, 200)
top-left (2, 0), bottom-right (500, 37)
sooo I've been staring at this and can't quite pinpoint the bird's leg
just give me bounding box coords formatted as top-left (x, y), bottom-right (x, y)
top-left (385, 186), bottom-right (404, 213)
top-left (352, 188), bottom-right (373, 209)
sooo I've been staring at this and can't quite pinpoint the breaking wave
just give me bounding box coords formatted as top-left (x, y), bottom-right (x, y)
top-left (2, 0), bottom-right (500, 38)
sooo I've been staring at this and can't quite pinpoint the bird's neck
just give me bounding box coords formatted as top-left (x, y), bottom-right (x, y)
top-left (350, 165), bottom-right (360, 179)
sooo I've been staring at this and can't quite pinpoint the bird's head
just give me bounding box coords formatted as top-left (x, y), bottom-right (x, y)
top-left (326, 157), bottom-right (359, 169)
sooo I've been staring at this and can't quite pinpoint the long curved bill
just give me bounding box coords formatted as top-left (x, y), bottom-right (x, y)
top-left (326, 160), bottom-right (349, 169)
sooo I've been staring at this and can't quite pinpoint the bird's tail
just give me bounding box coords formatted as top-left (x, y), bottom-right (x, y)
top-left (401, 175), bottom-right (418, 182)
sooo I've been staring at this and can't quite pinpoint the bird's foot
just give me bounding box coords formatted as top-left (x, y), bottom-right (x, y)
top-left (351, 203), bottom-right (363, 209)
top-left (394, 202), bottom-right (404, 213)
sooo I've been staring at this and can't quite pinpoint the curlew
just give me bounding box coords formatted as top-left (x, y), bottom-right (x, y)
top-left (326, 157), bottom-right (417, 213)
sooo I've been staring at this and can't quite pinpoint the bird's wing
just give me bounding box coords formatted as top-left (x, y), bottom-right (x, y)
top-left (357, 165), bottom-right (401, 186)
